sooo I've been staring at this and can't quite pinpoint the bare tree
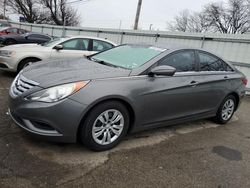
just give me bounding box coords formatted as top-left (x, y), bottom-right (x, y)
top-left (6, 0), bottom-right (80, 26)
top-left (6, 0), bottom-right (47, 23)
top-left (41, 0), bottom-right (80, 26)
top-left (0, 0), bottom-right (3, 14)
top-left (168, 0), bottom-right (250, 34)
top-left (203, 0), bottom-right (250, 34)
top-left (168, 10), bottom-right (189, 32)
top-left (0, 0), bottom-right (6, 19)
top-left (168, 10), bottom-right (209, 33)
top-left (227, 0), bottom-right (250, 33)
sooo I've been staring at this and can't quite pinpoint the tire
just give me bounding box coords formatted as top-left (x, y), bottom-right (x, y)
top-left (17, 58), bottom-right (40, 72)
top-left (214, 95), bottom-right (236, 124)
top-left (80, 101), bottom-right (130, 151)
top-left (5, 39), bottom-right (17, 45)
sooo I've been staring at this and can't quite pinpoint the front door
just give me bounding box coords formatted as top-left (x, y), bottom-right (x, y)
top-left (50, 38), bottom-right (92, 60)
top-left (141, 50), bottom-right (202, 125)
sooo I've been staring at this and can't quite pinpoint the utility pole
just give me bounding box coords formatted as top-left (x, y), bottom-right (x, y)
top-left (133, 0), bottom-right (142, 30)
top-left (149, 24), bottom-right (153, 30)
top-left (119, 20), bottom-right (122, 30)
top-left (62, 0), bottom-right (83, 37)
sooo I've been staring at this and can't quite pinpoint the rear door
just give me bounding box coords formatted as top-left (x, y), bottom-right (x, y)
top-left (192, 50), bottom-right (235, 113)
top-left (50, 38), bottom-right (91, 59)
top-left (141, 50), bottom-right (203, 125)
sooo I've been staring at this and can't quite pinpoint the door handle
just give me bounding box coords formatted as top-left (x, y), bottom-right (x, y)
top-left (224, 76), bottom-right (229, 79)
top-left (189, 81), bottom-right (199, 86)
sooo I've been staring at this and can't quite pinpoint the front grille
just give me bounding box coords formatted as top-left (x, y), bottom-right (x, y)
top-left (11, 75), bottom-right (39, 97)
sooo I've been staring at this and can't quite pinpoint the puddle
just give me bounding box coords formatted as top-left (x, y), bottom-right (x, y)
top-left (212, 146), bottom-right (242, 161)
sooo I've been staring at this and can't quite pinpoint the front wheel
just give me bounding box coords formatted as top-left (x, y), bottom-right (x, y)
top-left (17, 58), bottom-right (40, 72)
top-left (214, 95), bottom-right (236, 124)
top-left (79, 101), bottom-right (130, 151)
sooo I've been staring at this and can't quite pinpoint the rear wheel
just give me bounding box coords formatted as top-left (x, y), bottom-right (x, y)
top-left (214, 95), bottom-right (236, 124)
top-left (79, 101), bottom-right (130, 151)
top-left (17, 58), bottom-right (40, 72)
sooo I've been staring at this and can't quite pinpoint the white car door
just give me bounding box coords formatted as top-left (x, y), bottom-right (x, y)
top-left (50, 38), bottom-right (92, 59)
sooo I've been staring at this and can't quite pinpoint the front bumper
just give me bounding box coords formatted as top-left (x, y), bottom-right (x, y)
top-left (9, 95), bottom-right (88, 143)
top-left (0, 56), bottom-right (16, 72)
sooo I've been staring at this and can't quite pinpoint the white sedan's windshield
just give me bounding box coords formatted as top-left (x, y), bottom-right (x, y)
top-left (41, 38), bottom-right (63, 47)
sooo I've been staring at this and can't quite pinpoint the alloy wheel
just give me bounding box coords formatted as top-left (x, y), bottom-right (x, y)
top-left (92, 109), bottom-right (124, 145)
top-left (221, 99), bottom-right (235, 121)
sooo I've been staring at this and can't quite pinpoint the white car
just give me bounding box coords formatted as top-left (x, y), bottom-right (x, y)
top-left (0, 36), bottom-right (116, 72)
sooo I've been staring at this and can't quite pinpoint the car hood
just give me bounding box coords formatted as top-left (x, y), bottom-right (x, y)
top-left (21, 58), bottom-right (131, 88)
top-left (2, 43), bottom-right (48, 51)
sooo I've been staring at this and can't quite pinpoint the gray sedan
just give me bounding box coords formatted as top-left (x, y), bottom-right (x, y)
top-left (8, 44), bottom-right (247, 151)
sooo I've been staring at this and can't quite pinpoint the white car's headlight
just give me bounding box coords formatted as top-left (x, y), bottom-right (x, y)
top-left (0, 50), bottom-right (15, 57)
top-left (26, 81), bottom-right (89, 103)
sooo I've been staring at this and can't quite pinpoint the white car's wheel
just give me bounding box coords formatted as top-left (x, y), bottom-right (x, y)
top-left (17, 58), bottom-right (40, 72)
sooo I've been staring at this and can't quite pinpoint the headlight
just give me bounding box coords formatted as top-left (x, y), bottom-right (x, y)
top-left (26, 81), bottom-right (89, 103)
top-left (0, 50), bottom-right (15, 57)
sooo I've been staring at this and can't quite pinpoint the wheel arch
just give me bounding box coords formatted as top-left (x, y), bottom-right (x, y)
top-left (227, 92), bottom-right (240, 111)
top-left (77, 97), bottom-right (136, 141)
top-left (17, 56), bottom-right (42, 71)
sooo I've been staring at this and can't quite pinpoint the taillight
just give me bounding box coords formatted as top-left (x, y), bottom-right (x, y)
top-left (242, 77), bottom-right (248, 86)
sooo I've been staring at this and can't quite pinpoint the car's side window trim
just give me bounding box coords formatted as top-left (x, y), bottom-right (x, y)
top-left (88, 39), bottom-right (93, 51)
top-left (59, 38), bottom-right (90, 51)
top-left (143, 49), bottom-right (198, 75)
top-left (92, 39), bottom-right (114, 52)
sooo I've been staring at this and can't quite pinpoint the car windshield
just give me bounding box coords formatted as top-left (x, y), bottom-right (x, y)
top-left (41, 37), bottom-right (63, 47)
top-left (91, 45), bottom-right (166, 69)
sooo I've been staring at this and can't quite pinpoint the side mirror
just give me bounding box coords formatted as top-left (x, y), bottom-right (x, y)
top-left (53, 45), bottom-right (63, 51)
top-left (149, 65), bottom-right (176, 77)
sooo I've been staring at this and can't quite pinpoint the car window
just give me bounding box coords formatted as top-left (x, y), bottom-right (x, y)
top-left (61, 38), bottom-right (89, 50)
top-left (93, 40), bottom-right (113, 51)
top-left (29, 34), bottom-right (50, 39)
top-left (198, 52), bottom-right (233, 72)
top-left (9, 28), bottom-right (18, 34)
top-left (0, 24), bottom-right (8, 28)
top-left (158, 50), bottom-right (196, 72)
top-left (18, 29), bottom-right (26, 34)
top-left (42, 37), bottom-right (63, 47)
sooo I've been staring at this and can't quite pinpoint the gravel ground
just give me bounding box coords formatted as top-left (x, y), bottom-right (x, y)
top-left (0, 70), bottom-right (250, 188)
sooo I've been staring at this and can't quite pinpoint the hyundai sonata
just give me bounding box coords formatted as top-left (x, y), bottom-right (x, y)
top-left (8, 44), bottom-right (247, 151)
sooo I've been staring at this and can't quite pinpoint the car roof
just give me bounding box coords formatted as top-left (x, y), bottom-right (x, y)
top-left (125, 43), bottom-right (214, 52)
top-left (66, 35), bottom-right (117, 45)
top-left (26, 32), bottom-right (51, 37)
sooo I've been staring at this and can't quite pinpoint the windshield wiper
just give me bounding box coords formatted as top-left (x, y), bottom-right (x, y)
top-left (88, 57), bottom-right (120, 68)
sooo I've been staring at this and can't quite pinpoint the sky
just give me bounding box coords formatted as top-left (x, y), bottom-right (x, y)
top-left (71, 0), bottom-right (225, 30)
top-left (7, 0), bottom-right (225, 31)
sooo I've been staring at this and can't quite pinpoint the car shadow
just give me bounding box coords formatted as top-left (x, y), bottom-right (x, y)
top-left (0, 70), bottom-right (17, 78)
